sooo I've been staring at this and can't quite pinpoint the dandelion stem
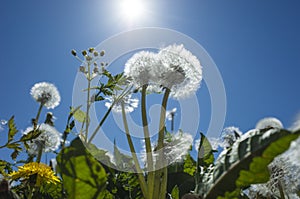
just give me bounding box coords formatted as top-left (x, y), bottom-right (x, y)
top-left (141, 85), bottom-right (155, 199)
top-left (34, 103), bottom-right (44, 129)
top-left (121, 102), bottom-right (148, 199)
top-left (155, 88), bottom-right (170, 199)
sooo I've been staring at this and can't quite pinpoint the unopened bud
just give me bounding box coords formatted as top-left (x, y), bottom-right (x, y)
top-left (79, 66), bottom-right (85, 73)
top-left (71, 49), bottom-right (77, 56)
top-left (82, 50), bottom-right (87, 56)
top-left (93, 66), bottom-right (99, 74)
top-left (86, 56), bottom-right (92, 61)
top-left (100, 50), bottom-right (105, 56)
top-left (93, 51), bottom-right (99, 57)
top-left (88, 47), bottom-right (95, 53)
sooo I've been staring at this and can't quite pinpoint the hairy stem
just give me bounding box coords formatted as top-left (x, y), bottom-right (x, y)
top-left (85, 62), bottom-right (91, 143)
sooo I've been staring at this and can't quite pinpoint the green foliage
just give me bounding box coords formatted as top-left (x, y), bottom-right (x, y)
top-left (197, 133), bottom-right (215, 169)
top-left (183, 154), bottom-right (196, 176)
top-left (171, 185), bottom-right (180, 199)
top-left (199, 128), bottom-right (300, 199)
top-left (56, 138), bottom-right (107, 199)
top-left (7, 116), bottom-right (18, 143)
top-left (71, 106), bottom-right (86, 123)
top-left (113, 140), bottom-right (134, 171)
top-left (167, 172), bottom-right (195, 198)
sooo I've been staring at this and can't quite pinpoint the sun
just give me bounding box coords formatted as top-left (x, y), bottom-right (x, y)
top-left (119, 0), bottom-right (145, 22)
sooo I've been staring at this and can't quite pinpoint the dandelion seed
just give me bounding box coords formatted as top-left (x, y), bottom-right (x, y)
top-left (23, 123), bottom-right (62, 155)
top-left (255, 117), bottom-right (283, 130)
top-left (124, 45), bottom-right (202, 99)
top-left (105, 94), bottom-right (139, 113)
top-left (9, 162), bottom-right (60, 185)
top-left (124, 51), bottom-right (158, 87)
top-left (157, 44), bottom-right (202, 99)
top-left (30, 82), bottom-right (61, 109)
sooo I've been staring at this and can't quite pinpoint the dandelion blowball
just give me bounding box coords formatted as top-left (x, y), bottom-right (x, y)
top-left (30, 82), bottom-right (61, 109)
top-left (124, 44), bottom-right (203, 99)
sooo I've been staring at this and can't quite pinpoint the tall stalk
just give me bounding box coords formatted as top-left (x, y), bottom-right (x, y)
top-left (154, 88), bottom-right (170, 199)
top-left (141, 85), bottom-right (155, 199)
top-left (121, 102), bottom-right (148, 199)
top-left (85, 61), bottom-right (92, 143)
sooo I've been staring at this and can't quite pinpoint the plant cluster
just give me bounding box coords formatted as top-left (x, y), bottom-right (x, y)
top-left (0, 46), bottom-right (299, 199)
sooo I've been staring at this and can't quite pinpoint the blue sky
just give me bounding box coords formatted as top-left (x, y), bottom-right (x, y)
top-left (1, 0), bottom-right (300, 162)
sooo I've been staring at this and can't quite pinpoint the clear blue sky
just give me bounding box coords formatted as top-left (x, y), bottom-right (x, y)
top-left (1, 0), bottom-right (300, 160)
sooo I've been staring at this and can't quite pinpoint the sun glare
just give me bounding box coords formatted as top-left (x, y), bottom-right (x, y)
top-left (120, 0), bottom-right (145, 22)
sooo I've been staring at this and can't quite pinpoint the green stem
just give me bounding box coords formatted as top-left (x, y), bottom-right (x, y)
top-left (121, 102), bottom-right (148, 199)
top-left (141, 85), bottom-right (155, 199)
top-left (278, 180), bottom-right (286, 199)
top-left (88, 106), bottom-right (112, 144)
top-left (34, 103), bottom-right (44, 129)
top-left (88, 85), bottom-right (133, 144)
top-left (85, 62), bottom-right (92, 143)
top-left (154, 88), bottom-right (170, 199)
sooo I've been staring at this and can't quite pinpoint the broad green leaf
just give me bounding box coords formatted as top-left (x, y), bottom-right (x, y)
top-left (7, 116), bottom-right (18, 143)
top-left (197, 133), bottom-right (214, 168)
top-left (56, 137), bottom-right (107, 199)
top-left (203, 129), bottom-right (300, 199)
top-left (171, 185), bottom-right (180, 199)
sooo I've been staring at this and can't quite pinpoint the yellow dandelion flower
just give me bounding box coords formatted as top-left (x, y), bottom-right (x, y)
top-left (9, 162), bottom-right (60, 185)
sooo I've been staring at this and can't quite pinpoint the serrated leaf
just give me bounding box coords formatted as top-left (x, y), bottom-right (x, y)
top-left (203, 129), bottom-right (300, 199)
top-left (7, 116), bottom-right (18, 143)
top-left (56, 138), bottom-right (107, 199)
top-left (20, 129), bottom-right (42, 141)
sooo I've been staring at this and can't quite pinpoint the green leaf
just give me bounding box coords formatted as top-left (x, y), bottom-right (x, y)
top-left (167, 172), bottom-right (195, 199)
top-left (71, 107), bottom-right (86, 123)
top-left (171, 185), bottom-right (180, 199)
top-left (7, 116), bottom-right (18, 143)
top-left (197, 133), bottom-right (214, 168)
top-left (202, 129), bottom-right (300, 199)
top-left (183, 154), bottom-right (196, 176)
top-left (113, 140), bottom-right (134, 171)
top-left (56, 137), bottom-right (107, 199)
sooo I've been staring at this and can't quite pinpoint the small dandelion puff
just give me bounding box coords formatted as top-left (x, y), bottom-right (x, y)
top-left (23, 123), bottom-right (62, 155)
top-left (221, 126), bottom-right (242, 148)
top-left (255, 117), bottom-right (283, 130)
top-left (166, 108), bottom-right (177, 121)
top-left (30, 82), bottom-right (61, 109)
top-left (105, 94), bottom-right (139, 113)
top-left (157, 44), bottom-right (203, 99)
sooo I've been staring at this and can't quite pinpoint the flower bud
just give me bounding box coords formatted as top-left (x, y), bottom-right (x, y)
top-left (93, 66), bottom-right (99, 74)
top-left (93, 51), bottom-right (99, 57)
top-left (79, 66), bottom-right (85, 73)
top-left (86, 56), bottom-right (92, 61)
top-left (88, 47), bottom-right (95, 53)
top-left (71, 49), bottom-right (77, 56)
top-left (100, 50), bottom-right (105, 56)
top-left (82, 50), bottom-right (87, 56)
